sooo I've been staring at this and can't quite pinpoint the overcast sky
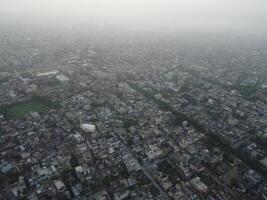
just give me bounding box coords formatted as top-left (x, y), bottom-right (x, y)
top-left (1, 0), bottom-right (267, 34)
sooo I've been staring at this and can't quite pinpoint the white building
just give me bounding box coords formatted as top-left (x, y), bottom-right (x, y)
top-left (56, 74), bottom-right (70, 88)
top-left (80, 124), bottom-right (96, 133)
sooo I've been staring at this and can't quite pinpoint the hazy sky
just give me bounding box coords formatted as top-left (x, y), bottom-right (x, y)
top-left (1, 0), bottom-right (267, 34)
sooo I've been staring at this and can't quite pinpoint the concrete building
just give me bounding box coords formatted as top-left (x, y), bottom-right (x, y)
top-left (56, 74), bottom-right (70, 89)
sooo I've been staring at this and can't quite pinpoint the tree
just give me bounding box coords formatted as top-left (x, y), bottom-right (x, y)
top-left (230, 178), bottom-right (238, 188)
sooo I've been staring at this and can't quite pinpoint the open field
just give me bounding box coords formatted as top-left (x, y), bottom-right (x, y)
top-left (0, 96), bottom-right (55, 119)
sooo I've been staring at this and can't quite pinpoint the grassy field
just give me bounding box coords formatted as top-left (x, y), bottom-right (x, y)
top-left (0, 97), bottom-right (54, 119)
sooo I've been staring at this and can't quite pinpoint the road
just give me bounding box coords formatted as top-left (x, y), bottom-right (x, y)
top-left (94, 110), bottom-right (171, 199)
top-left (111, 129), bottom-right (171, 200)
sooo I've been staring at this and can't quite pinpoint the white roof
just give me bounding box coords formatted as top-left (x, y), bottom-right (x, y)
top-left (54, 180), bottom-right (65, 190)
top-left (36, 70), bottom-right (59, 77)
top-left (56, 74), bottom-right (70, 82)
top-left (81, 124), bottom-right (96, 133)
top-left (75, 165), bottom-right (83, 173)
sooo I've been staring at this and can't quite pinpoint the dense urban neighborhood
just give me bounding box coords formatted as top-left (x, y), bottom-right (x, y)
top-left (0, 28), bottom-right (267, 200)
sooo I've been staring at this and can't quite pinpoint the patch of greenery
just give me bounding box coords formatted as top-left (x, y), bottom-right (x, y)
top-left (1, 102), bottom-right (49, 119)
top-left (229, 84), bottom-right (257, 97)
top-left (179, 81), bottom-right (190, 93)
top-left (20, 72), bottom-right (32, 78)
top-left (46, 78), bottom-right (60, 86)
top-left (0, 95), bottom-right (57, 119)
top-left (0, 173), bottom-right (7, 186)
top-left (158, 160), bottom-right (176, 176)
top-left (0, 77), bottom-right (9, 85)
top-left (160, 88), bottom-right (175, 98)
top-left (101, 175), bottom-right (117, 187)
top-left (123, 118), bottom-right (139, 128)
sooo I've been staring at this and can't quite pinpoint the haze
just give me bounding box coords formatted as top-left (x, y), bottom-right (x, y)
top-left (1, 0), bottom-right (267, 35)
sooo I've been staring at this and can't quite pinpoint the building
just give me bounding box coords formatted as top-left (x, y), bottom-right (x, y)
top-left (190, 177), bottom-right (208, 193)
top-left (80, 124), bottom-right (96, 133)
top-left (56, 74), bottom-right (70, 89)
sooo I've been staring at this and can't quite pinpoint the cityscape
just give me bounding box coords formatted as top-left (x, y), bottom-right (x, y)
top-left (1, 0), bottom-right (267, 200)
